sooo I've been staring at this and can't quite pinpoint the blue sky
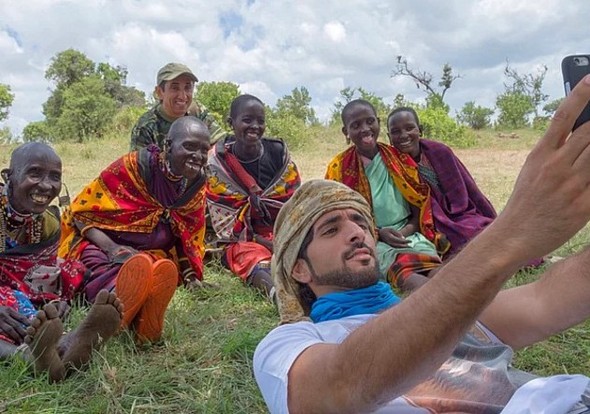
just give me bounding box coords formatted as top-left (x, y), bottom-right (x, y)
top-left (1, 0), bottom-right (589, 135)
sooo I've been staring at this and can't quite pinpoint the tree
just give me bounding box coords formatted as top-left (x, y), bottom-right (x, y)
top-left (392, 56), bottom-right (460, 110)
top-left (45, 49), bottom-right (95, 88)
top-left (503, 62), bottom-right (548, 118)
top-left (393, 93), bottom-right (411, 109)
top-left (40, 49), bottom-right (144, 140)
top-left (195, 81), bottom-right (240, 125)
top-left (97, 63), bottom-right (145, 108)
top-left (0, 83), bottom-right (15, 122)
top-left (330, 87), bottom-right (391, 125)
top-left (457, 101), bottom-right (494, 130)
top-left (418, 106), bottom-right (475, 148)
top-left (53, 76), bottom-right (117, 141)
top-left (275, 87), bottom-right (319, 126)
top-left (494, 62), bottom-right (548, 129)
top-left (542, 98), bottom-right (564, 117)
top-left (495, 91), bottom-right (534, 129)
top-left (265, 106), bottom-right (307, 149)
top-left (356, 87), bottom-right (391, 119)
top-left (0, 127), bottom-right (13, 145)
top-left (22, 121), bottom-right (53, 142)
top-left (43, 49), bottom-right (95, 122)
top-left (42, 85), bottom-right (66, 121)
top-left (330, 87), bottom-right (356, 124)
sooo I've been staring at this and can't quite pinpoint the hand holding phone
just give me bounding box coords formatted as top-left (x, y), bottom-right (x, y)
top-left (562, 55), bottom-right (590, 130)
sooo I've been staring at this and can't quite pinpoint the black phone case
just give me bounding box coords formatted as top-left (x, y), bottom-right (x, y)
top-left (562, 55), bottom-right (590, 130)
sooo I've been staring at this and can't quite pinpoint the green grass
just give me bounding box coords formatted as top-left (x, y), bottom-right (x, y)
top-left (1, 265), bottom-right (275, 413)
top-left (2, 126), bottom-right (590, 412)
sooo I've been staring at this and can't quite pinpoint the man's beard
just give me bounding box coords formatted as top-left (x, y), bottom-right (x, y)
top-left (308, 242), bottom-right (381, 289)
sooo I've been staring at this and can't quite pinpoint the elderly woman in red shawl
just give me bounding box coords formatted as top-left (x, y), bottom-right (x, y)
top-left (386, 107), bottom-right (497, 258)
top-left (59, 117), bottom-right (209, 344)
top-left (206, 94), bottom-right (301, 300)
top-left (1, 142), bottom-right (122, 382)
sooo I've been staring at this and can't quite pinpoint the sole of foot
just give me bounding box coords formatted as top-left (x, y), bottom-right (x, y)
top-left (24, 304), bottom-right (66, 382)
top-left (60, 289), bottom-right (123, 371)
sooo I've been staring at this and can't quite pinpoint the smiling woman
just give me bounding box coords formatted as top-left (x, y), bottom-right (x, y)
top-left (0, 143), bottom-right (84, 308)
top-left (59, 117), bottom-right (211, 344)
top-left (326, 100), bottom-right (449, 292)
top-left (387, 107), bottom-right (498, 258)
top-left (206, 94), bottom-right (301, 301)
top-left (0, 142), bottom-right (122, 382)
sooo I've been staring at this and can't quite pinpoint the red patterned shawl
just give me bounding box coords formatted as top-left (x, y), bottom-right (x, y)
top-left (59, 148), bottom-right (206, 279)
top-left (325, 143), bottom-right (449, 254)
top-left (1, 208), bottom-right (85, 304)
top-left (206, 137), bottom-right (301, 241)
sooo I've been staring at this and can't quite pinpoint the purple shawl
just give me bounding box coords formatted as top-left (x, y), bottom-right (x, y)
top-left (419, 139), bottom-right (496, 257)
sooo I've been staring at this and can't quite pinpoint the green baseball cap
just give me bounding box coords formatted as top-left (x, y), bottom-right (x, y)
top-left (156, 63), bottom-right (198, 84)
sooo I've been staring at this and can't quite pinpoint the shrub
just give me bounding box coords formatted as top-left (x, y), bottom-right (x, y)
top-left (495, 91), bottom-right (534, 129)
top-left (418, 107), bottom-right (475, 148)
top-left (22, 121), bottom-right (54, 142)
top-left (532, 116), bottom-right (550, 131)
top-left (0, 126), bottom-right (13, 144)
top-left (265, 108), bottom-right (307, 150)
top-left (53, 76), bottom-right (117, 141)
top-left (457, 101), bottom-right (494, 130)
top-left (195, 81), bottom-right (240, 125)
top-left (110, 106), bottom-right (145, 135)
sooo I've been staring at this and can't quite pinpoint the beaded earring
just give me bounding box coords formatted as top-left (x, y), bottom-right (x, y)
top-left (159, 143), bottom-right (188, 195)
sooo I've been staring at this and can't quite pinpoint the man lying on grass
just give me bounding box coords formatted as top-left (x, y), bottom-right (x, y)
top-left (254, 75), bottom-right (590, 413)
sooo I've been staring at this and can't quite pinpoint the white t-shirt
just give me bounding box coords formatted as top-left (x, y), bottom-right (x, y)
top-left (254, 314), bottom-right (560, 414)
top-left (254, 314), bottom-right (428, 413)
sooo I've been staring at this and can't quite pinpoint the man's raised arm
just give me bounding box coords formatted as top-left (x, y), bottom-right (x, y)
top-left (285, 74), bottom-right (590, 413)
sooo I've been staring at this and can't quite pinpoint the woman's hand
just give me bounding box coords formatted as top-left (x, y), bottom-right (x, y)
top-left (378, 228), bottom-right (410, 248)
top-left (0, 306), bottom-right (29, 343)
top-left (182, 269), bottom-right (218, 290)
top-left (182, 268), bottom-right (201, 289)
top-left (83, 228), bottom-right (137, 264)
top-left (250, 195), bottom-right (272, 226)
top-left (53, 300), bottom-right (71, 320)
top-left (253, 234), bottom-right (274, 252)
top-left (107, 245), bottom-right (138, 264)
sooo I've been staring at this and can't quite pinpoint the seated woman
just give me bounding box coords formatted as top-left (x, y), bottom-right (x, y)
top-left (325, 100), bottom-right (449, 291)
top-left (59, 117), bottom-right (210, 344)
top-left (206, 94), bottom-right (301, 300)
top-left (1, 142), bottom-right (122, 382)
top-left (387, 107), bottom-right (497, 258)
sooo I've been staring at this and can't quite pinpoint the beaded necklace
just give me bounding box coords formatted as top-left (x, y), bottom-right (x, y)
top-left (158, 151), bottom-right (188, 195)
top-left (0, 185), bottom-right (43, 253)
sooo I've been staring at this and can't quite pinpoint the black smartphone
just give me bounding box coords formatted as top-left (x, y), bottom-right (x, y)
top-left (562, 54), bottom-right (590, 130)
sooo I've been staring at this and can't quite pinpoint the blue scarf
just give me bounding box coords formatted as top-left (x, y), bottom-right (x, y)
top-left (310, 281), bottom-right (401, 323)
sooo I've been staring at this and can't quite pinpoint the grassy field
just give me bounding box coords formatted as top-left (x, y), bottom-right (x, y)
top-left (1, 126), bottom-right (590, 413)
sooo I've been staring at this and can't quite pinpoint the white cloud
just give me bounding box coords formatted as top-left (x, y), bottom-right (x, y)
top-left (324, 21), bottom-right (346, 43)
top-left (1, 0), bottom-right (590, 136)
top-left (0, 31), bottom-right (23, 54)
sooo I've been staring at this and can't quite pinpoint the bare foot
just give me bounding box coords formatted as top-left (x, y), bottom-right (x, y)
top-left (24, 304), bottom-right (66, 382)
top-left (60, 290), bottom-right (123, 372)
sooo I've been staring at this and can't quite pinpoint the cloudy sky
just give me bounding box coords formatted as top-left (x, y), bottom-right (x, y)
top-left (1, 0), bottom-right (589, 135)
